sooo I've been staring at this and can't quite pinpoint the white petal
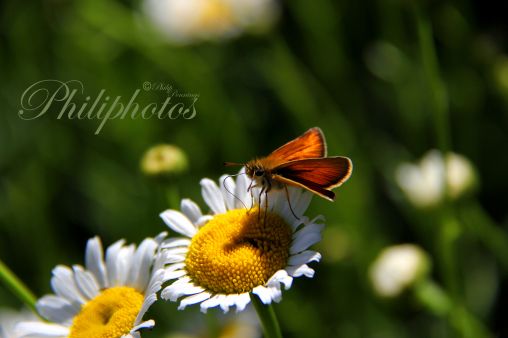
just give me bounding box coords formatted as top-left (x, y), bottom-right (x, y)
top-left (266, 286), bottom-right (283, 303)
top-left (291, 223), bottom-right (324, 254)
top-left (163, 275), bottom-right (191, 287)
top-left (163, 247), bottom-right (188, 255)
top-left (50, 266), bottom-right (86, 306)
top-left (220, 294), bottom-right (244, 313)
top-left (159, 251), bottom-right (187, 264)
top-left (293, 221), bottom-right (325, 239)
top-left (200, 294), bottom-right (223, 313)
top-left (85, 236), bottom-right (107, 289)
top-left (163, 262), bottom-right (186, 273)
top-left (127, 238), bottom-right (158, 290)
top-left (147, 269), bottom-right (166, 295)
top-left (36, 295), bottom-right (76, 324)
top-left (154, 231), bottom-right (167, 243)
top-left (160, 210), bottom-right (197, 237)
top-left (286, 264), bottom-right (315, 278)
top-left (164, 269), bottom-right (187, 280)
top-left (162, 254), bottom-right (186, 265)
top-left (268, 189), bottom-right (287, 218)
top-left (219, 295), bottom-right (232, 313)
top-left (307, 214), bottom-right (326, 225)
top-left (251, 185), bottom-right (264, 208)
top-left (105, 239), bottom-right (126, 288)
top-left (15, 322), bottom-right (69, 337)
top-left (180, 199), bottom-right (203, 224)
top-left (267, 270), bottom-right (293, 290)
top-left (161, 282), bottom-right (205, 301)
top-left (288, 251), bottom-right (322, 266)
top-left (292, 189), bottom-right (313, 218)
top-left (161, 238), bottom-right (191, 249)
top-left (72, 265), bottom-right (100, 300)
top-left (110, 245), bottom-right (135, 286)
top-left (291, 233), bottom-right (322, 254)
top-left (134, 269), bottom-right (164, 327)
top-left (291, 215), bottom-right (309, 231)
top-left (274, 187), bottom-right (310, 224)
top-left (152, 251), bottom-right (167, 272)
top-left (196, 215), bottom-right (213, 228)
top-left (235, 168), bottom-right (253, 208)
top-left (219, 174), bottom-right (236, 210)
top-left (234, 293), bottom-right (251, 312)
top-left (200, 178), bottom-right (227, 214)
top-left (131, 319), bottom-right (155, 333)
top-left (136, 293), bottom-right (157, 324)
top-left (252, 286), bottom-right (272, 304)
top-left (178, 292), bottom-right (212, 310)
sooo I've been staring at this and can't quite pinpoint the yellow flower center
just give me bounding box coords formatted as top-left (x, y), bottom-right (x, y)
top-left (185, 207), bottom-right (293, 294)
top-left (195, 0), bottom-right (235, 32)
top-left (69, 287), bottom-right (144, 338)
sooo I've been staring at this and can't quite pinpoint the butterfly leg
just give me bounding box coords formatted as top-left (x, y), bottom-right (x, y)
top-left (257, 184), bottom-right (266, 221)
top-left (247, 180), bottom-right (255, 214)
top-left (263, 179), bottom-right (272, 225)
top-left (284, 184), bottom-right (300, 220)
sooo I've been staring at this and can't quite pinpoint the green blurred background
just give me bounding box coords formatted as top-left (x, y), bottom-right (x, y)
top-left (1, 0), bottom-right (508, 337)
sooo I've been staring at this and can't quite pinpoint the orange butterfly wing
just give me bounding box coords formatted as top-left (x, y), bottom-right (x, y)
top-left (264, 127), bottom-right (327, 167)
top-left (272, 157), bottom-right (353, 201)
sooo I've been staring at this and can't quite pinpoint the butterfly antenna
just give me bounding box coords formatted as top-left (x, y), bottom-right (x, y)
top-left (223, 162), bottom-right (244, 167)
top-left (222, 174), bottom-right (248, 210)
top-left (284, 185), bottom-right (300, 220)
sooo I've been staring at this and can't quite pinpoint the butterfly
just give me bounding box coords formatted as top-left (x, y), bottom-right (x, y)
top-left (225, 127), bottom-right (352, 218)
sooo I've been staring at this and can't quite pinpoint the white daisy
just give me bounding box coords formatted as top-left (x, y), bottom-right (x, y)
top-left (143, 0), bottom-right (279, 44)
top-left (15, 234), bottom-right (167, 338)
top-left (159, 169), bottom-right (324, 313)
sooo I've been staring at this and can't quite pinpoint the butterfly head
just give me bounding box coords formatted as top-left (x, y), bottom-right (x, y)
top-left (245, 159), bottom-right (273, 188)
top-left (245, 160), bottom-right (264, 178)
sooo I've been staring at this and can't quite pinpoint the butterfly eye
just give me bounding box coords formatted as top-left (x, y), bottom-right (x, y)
top-left (255, 170), bottom-right (264, 176)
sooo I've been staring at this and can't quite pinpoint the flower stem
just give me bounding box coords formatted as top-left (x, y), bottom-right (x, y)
top-left (0, 259), bottom-right (37, 313)
top-left (413, 3), bottom-right (450, 153)
top-left (459, 200), bottom-right (508, 273)
top-left (166, 185), bottom-right (180, 211)
top-left (414, 280), bottom-right (493, 338)
top-left (438, 211), bottom-right (461, 300)
top-left (250, 293), bottom-right (283, 338)
top-left (414, 280), bottom-right (452, 316)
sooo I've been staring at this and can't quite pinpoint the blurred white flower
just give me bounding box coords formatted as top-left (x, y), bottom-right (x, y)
top-left (143, 0), bottom-right (278, 44)
top-left (395, 150), bottom-right (476, 208)
top-left (165, 310), bottom-right (261, 338)
top-left (215, 310), bottom-right (261, 338)
top-left (446, 152), bottom-right (476, 199)
top-left (369, 244), bottom-right (429, 298)
top-left (0, 308), bottom-right (39, 338)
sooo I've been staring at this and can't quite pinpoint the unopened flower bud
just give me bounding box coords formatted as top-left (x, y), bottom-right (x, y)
top-left (141, 144), bottom-right (188, 176)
